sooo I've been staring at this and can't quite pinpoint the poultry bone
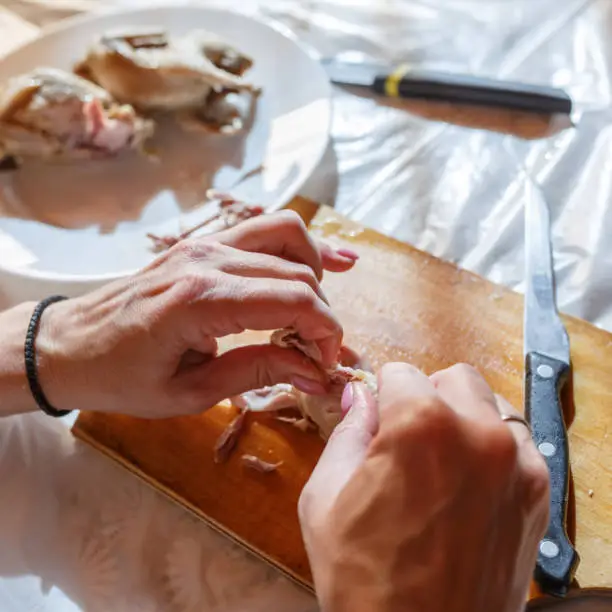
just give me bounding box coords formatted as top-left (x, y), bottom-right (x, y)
top-left (0, 67), bottom-right (154, 163)
top-left (75, 27), bottom-right (260, 133)
top-left (232, 329), bottom-right (378, 440)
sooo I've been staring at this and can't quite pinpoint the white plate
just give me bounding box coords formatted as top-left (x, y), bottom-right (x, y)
top-left (0, 3), bottom-right (331, 297)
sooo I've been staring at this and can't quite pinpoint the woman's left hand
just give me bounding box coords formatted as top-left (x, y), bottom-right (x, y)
top-left (3, 210), bottom-right (358, 418)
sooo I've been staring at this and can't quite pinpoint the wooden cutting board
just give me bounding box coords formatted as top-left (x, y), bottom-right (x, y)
top-left (72, 199), bottom-right (612, 595)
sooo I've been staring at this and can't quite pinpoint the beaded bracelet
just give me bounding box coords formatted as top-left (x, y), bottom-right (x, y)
top-left (24, 295), bottom-right (71, 417)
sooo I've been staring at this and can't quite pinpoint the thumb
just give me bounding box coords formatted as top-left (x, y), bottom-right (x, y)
top-left (300, 382), bottom-right (379, 519)
top-left (175, 344), bottom-right (327, 412)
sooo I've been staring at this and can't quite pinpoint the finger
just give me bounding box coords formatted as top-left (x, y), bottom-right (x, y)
top-left (430, 363), bottom-right (499, 425)
top-left (205, 210), bottom-right (325, 279)
top-left (215, 245), bottom-right (328, 304)
top-left (494, 394), bottom-right (532, 447)
top-left (193, 276), bottom-right (342, 366)
top-left (315, 238), bottom-right (359, 273)
top-left (175, 344), bottom-right (328, 412)
top-left (377, 362), bottom-right (437, 415)
top-left (305, 382), bottom-right (378, 514)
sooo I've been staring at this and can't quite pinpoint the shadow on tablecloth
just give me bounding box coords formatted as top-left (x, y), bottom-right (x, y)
top-left (0, 411), bottom-right (317, 611)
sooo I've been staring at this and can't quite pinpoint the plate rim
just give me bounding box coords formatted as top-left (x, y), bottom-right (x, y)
top-left (0, 2), bottom-right (332, 285)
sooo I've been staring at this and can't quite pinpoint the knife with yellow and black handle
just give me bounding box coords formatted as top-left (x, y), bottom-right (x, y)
top-left (321, 58), bottom-right (573, 115)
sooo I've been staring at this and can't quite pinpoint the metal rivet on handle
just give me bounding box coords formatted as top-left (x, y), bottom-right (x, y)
top-left (540, 540), bottom-right (560, 558)
top-left (538, 442), bottom-right (556, 457)
top-left (537, 364), bottom-right (554, 379)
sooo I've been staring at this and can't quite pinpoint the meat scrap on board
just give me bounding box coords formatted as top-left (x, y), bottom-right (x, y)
top-left (146, 192), bottom-right (264, 253)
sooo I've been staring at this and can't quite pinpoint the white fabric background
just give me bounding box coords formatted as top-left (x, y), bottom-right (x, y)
top-left (0, 0), bottom-right (611, 609)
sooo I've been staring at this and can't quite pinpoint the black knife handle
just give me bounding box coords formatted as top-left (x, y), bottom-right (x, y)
top-left (525, 351), bottom-right (579, 597)
top-left (372, 69), bottom-right (572, 115)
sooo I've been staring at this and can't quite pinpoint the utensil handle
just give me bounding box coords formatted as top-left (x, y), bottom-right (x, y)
top-left (372, 69), bottom-right (572, 115)
top-left (525, 351), bottom-right (579, 596)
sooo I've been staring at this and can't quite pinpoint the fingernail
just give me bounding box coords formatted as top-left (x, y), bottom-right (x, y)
top-left (292, 375), bottom-right (327, 396)
top-left (336, 248), bottom-right (359, 262)
top-left (341, 382), bottom-right (354, 415)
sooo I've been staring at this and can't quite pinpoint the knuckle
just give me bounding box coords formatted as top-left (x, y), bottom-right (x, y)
top-left (431, 363), bottom-right (478, 387)
top-left (172, 238), bottom-right (199, 259)
top-left (444, 362), bottom-right (480, 382)
top-left (384, 395), bottom-right (456, 443)
top-left (275, 209), bottom-right (308, 234)
top-left (288, 282), bottom-right (318, 310)
top-left (175, 269), bottom-right (220, 304)
top-left (173, 237), bottom-right (221, 261)
top-left (293, 263), bottom-right (318, 287)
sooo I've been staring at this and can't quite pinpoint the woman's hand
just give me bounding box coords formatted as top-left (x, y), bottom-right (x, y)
top-left (299, 363), bottom-right (549, 612)
top-left (11, 210), bottom-right (358, 418)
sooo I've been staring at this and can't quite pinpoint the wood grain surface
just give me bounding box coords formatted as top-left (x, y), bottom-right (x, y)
top-left (72, 199), bottom-right (612, 594)
top-left (528, 588), bottom-right (612, 610)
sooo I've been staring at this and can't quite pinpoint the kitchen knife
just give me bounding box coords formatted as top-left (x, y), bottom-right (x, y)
top-left (321, 57), bottom-right (573, 115)
top-left (524, 180), bottom-right (579, 596)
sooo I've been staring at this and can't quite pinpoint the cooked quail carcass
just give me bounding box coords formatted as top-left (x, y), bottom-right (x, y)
top-left (232, 330), bottom-right (378, 440)
top-left (75, 27), bottom-right (259, 114)
top-left (0, 67), bottom-right (154, 161)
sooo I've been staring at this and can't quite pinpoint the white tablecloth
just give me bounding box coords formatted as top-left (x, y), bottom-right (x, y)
top-left (1, 0), bottom-right (611, 609)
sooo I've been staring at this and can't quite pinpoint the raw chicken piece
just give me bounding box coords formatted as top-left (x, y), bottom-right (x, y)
top-left (233, 330), bottom-right (378, 440)
top-left (0, 67), bottom-right (153, 162)
top-left (75, 27), bottom-right (259, 132)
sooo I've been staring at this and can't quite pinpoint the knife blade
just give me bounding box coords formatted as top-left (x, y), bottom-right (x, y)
top-left (524, 179), bottom-right (579, 596)
top-left (321, 57), bottom-right (573, 115)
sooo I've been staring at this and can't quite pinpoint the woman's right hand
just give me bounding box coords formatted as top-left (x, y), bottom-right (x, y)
top-left (299, 362), bottom-right (550, 612)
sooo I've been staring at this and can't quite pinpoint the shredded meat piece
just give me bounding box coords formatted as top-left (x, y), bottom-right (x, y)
top-left (213, 410), bottom-right (246, 463)
top-left (241, 454), bottom-right (282, 473)
top-left (271, 328), bottom-right (378, 394)
top-left (275, 415), bottom-right (314, 432)
top-left (231, 384), bottom-right (298, 412)
top-left (147, 193), bottom-right (264, 253)
top-left (218, 196), bottom-right (265, 227)
top-left (233, 329), bottom-right (377, 440)
top-left (270, 329), bottom-right (323, 362)
top-left (147, 233), bottom-right (181, 252)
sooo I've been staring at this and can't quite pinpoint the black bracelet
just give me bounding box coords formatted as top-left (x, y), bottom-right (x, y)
top-left (24, 295), bottom-right (71, 418)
